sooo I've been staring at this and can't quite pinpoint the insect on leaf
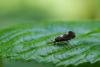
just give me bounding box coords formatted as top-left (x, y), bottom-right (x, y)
top-left (0, 21), bottom-right (100, 67)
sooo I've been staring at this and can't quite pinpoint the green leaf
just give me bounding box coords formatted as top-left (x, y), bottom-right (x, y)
top-left (0, 21), bottom-right (100, 67)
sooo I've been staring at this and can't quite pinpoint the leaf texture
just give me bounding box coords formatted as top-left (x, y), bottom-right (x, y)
top-left (0, 21), bottom-right (100, 67)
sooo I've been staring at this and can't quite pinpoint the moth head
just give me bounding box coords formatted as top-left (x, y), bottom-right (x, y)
top-left (68, 31), bottom-right (75, 38)
top-left (68, 31), bottom-right (74, 34)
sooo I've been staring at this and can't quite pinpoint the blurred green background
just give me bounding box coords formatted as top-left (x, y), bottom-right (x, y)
top-left (0, 0), bottom-right (100, 22)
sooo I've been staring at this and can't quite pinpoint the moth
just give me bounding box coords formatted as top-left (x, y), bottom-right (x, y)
top-left (47, 31), bottom-right (76, 49)
top-left (54, 31), bottom-right (75, 43)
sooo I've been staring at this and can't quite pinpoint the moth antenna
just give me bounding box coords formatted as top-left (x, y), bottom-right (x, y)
top-left (47, 40), bottom-right (54, 44)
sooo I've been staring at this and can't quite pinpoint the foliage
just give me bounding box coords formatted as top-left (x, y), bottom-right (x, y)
top-left (0, 21), bottom-right (100, 67)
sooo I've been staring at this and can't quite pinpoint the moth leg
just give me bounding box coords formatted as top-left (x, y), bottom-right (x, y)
top-left (53, 41), bottom-right (58, 46)
top-left (65, 41), bottom-right (73, 49)
top-left (64, 44), bottom-right (69, 49)
top-left (60, 41), bottom-right (69, 49)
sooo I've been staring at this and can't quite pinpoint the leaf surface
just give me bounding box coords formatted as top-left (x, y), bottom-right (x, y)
top-left (0, 21), bottom-right (100, 67)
